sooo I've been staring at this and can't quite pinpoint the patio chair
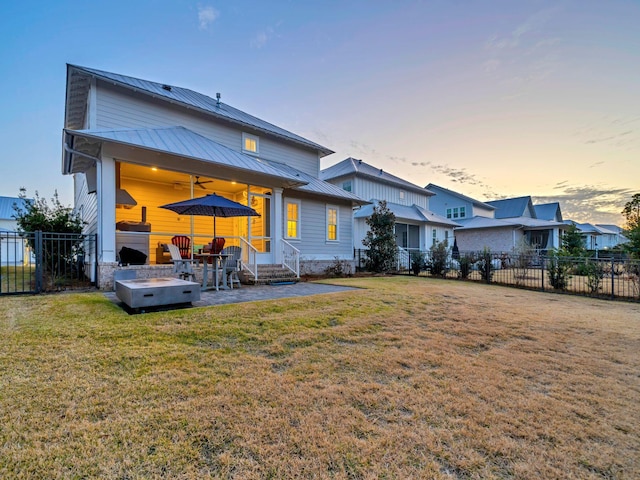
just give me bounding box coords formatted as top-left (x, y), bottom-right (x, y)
top-left (171, 235), bottom-right (191, 259)
top-left (167, 244), bottom-right (198, 282)
top-left (222, 246), bottom-right (242, 289)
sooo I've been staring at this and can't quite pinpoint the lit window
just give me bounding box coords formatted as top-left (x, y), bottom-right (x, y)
top-left (327, 206), bottom-right (338, 241)
top-left (286, 200), bottom-right (300, 239)
top-left (242, 133), bottom-right (259, 154)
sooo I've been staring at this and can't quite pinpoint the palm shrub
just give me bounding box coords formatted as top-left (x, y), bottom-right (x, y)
top-left (478, 248), bottom-right (493, 282)
top-left (410, 250), bottom-right (425, 276)
top-left (458, 254), bottom-right (473, 279)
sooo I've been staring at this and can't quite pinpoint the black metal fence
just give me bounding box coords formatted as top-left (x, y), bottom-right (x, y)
top-left (355, 248), bottom-right (640, 302)
top-left (0, 231), bottom-right (96, 295)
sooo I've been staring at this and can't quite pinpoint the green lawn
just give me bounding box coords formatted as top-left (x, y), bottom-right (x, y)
top-left (1, 277), bottom-right (639, 479)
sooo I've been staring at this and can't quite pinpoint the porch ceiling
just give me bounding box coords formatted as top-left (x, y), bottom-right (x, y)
top-left (63, 126), bottom-right (308, 189)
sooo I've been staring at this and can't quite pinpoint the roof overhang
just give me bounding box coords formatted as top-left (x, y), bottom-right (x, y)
top-left (62, 127), bottom-right (308, 189)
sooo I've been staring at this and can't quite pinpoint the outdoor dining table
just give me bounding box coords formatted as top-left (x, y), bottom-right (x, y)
top-left (195, 253), bottom-right (231, 291)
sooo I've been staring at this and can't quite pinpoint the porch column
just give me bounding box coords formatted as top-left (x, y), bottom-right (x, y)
top-left (99, 156), bottom-right (117, 263)
top-left (273, 187), bottom-right (283, 264)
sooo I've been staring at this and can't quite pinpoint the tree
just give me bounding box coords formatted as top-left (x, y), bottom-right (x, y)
top-left (13, 189), bottom-right (83, 235)
top-left (622, 193), bottom-right (640, 259)
top-left (362, 200), bottom-right (397, 273)
top-left (13, 189), bottom-right (84, 279)
top-left (561, 223), bottom-right (585, 256)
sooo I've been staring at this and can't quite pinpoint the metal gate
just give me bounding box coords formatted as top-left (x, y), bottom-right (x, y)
top-left (0, 231), bottom-right (96, 295)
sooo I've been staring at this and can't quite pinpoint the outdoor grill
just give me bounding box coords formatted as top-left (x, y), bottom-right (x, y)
top-left (116, 206), bottom-right (151, 232)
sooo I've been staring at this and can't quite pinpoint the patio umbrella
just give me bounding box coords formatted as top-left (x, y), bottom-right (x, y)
top-left (159, 193), bottom-right (260, 239)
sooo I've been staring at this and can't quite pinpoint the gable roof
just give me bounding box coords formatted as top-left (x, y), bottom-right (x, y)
top-left (0, 196), bottom-right (29, 220)
top-left (354, 200), bottom-right (460, 227)
top-left (534, 202), bottom-right (563, 222)
top-left (425, 184), bottom-right (495, 210)
top-left (486, 196), bottom-right (536, 219)
top-left (262, 159), bottom-right (368, 204)
top-left (321, 158), bottom-right (434, 196)
top-left (456, 215), bottom-right (565, 231)
top-left (65, 64), bottom-right (334, 157)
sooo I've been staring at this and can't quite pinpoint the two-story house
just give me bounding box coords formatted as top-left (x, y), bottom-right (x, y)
top-left (322, 158), bottom-right (459, 254)
top-left (62, 65), bottom-right (364, 288)
top-left (427, 185), bottom-right (565, 252)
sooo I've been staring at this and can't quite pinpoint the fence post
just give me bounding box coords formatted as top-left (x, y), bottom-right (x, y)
top-left (611, 257), bottom-right (615, 300)
top-left (541, 256), bottom-right (545, 291)
top-left (35, 231), bottom-right (43, 293)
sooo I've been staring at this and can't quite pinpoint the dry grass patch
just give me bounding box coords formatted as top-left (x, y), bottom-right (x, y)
top-left (1, 277), bottom-right (639, 479)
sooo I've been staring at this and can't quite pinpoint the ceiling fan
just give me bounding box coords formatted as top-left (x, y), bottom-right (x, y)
top-left (193, 176), bottom-right (213, 189)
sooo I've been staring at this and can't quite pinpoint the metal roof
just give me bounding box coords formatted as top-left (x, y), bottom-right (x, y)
top-left (486, 196), bottom-right (535, 219)
top-left (264, 159), bottom-right (368, 204)
top-left (456, 215), bottom-right (565, 231)
top-left (321, 157), bottom-right (434, 196)
top-left (425, 184), bottom-right (496, 210)
top-left (63, 126), bottom-right (306, 186)
top-left (66, 65), bottom-right (334, 157)
top-left (354, 200), bottom-right (460, 226)
top-left (0, 196), bottom-right (29, 220)
top-left (534, 202), bottom-right (562, 222)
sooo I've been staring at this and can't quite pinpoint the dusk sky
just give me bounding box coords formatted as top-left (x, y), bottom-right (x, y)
top-left (1, 0), bottom-right (638, 225)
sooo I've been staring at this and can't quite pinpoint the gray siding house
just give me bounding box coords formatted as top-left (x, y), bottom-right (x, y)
top-left (62, 65), bottom-right (364, 288)
top-left (322, 158), bottom-right (459, 253)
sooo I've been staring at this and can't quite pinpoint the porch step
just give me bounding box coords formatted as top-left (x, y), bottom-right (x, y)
top-left (240, 264), bottom-right (299, 285)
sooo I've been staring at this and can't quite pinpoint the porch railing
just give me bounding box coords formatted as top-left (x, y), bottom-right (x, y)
top-left (281, 239), bottom-right (300, 277)
top-left (397, 246), bottom-right (410, 271)
top-left (239, 237), bottom-right (259, 281)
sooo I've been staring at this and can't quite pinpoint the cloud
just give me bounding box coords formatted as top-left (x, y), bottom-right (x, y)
top-left (198, 5), bottom-right (219, 30)
top-left (576, 116), bottom-right (640, 151)
top-left (251, 22), bottom-right (282, 48)
top-left (534, 184), bottom-right (634, 224)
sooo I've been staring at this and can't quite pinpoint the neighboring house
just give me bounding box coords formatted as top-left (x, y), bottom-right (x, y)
top-left (0, 196), bottom-right (29, 265)
top-left (426, 186), bottom-right (565, 252)
top-left (321, 158), bottom-right (459, 252)
top-left (563, 221), bottom-right (628, 250)
top-left (595, 224), bottom-right (628, 249)
top-left (534, 202), bottom-right (563, 223)
top-left (426, 183), bottom-right (496, 220)
top-left (62, 65), bottom-right (365, 287)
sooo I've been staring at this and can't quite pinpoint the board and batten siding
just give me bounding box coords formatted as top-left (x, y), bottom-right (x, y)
top-left (94, 83), bottom-right (320, 177)
top-left (353, 177), bottom-right (429, 209)
top-left (284, 195), bottom-right (353, 260)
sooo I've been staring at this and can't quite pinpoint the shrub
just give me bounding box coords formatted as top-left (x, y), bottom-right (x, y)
top-left (427, 240), bottom-right (449, 277)
top-left (410, 251), bottom-right (425, 276)
top-left (547, 251), bottom-right (571, 290)
top-left (458, 255), bottom-right (473, 279)
top-left (478, 248), bottom-right (493, 282)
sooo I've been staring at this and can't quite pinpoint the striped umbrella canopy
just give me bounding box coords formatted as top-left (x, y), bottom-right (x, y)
top-left (159, 193), bottom-right (260, 238)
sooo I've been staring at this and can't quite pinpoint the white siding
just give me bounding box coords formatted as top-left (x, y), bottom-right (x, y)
top-left (353, 177), bottom-right (429, 208)
top-left (94, 84), bottom-right (320, 176)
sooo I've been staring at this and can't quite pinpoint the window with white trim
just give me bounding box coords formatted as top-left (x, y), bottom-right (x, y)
top-left (242, 133), bottom-right (259, 154)
top-left (432, 228), bottom-right (437, 246)
top-left (285, 199), bottom-right (300, 239)
top-left (342, 180), bottom-right (352, 192)
top-left (327, 205), bottom-right (338, 241)
top-left (446, 206), bottom-right (466, 219)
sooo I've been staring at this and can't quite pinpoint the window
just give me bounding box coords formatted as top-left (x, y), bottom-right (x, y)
top-left (342, 180), bottom-right (352, 192)
top-left (286, 200), bottom-right (300, 239)
top-left (327, 206), bottom-right (338, 241)
top-left (444, 230), bottom-right (449, 243)
top-left (399, 190), bottom-right (405, 200)
top-left (242, 133), bottom-right (259, 154)
top-left (447, 206), bottom-right (466, 219)
top-left (432, 228), bottom-right (437, 246)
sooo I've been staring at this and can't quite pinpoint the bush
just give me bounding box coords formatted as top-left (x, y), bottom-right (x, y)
top-left (458, 255), bottom-right (473, 279)
top-left (427, 240), bottom-right (449, 277)
top-left (547, 251), bottom-right (572, 290)
top-left (410, 251), bottom-right (425, 276)
top-left (478, 248), bottom-right (493, 282)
